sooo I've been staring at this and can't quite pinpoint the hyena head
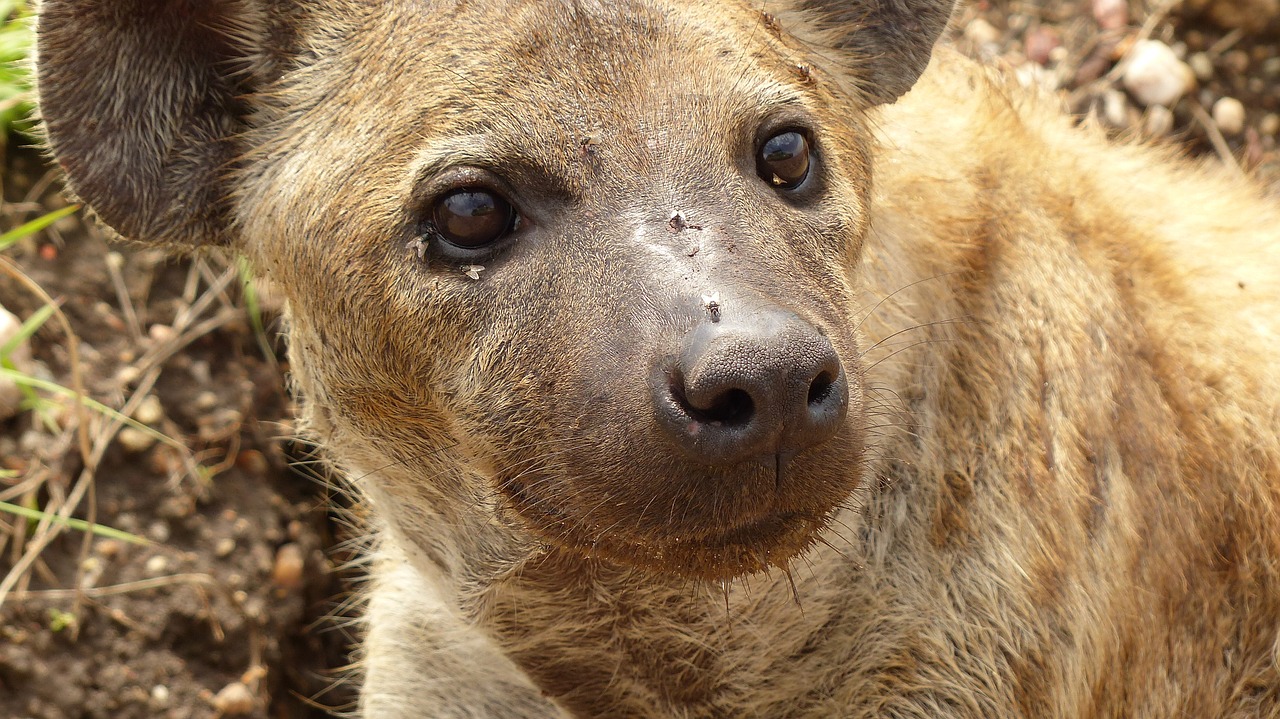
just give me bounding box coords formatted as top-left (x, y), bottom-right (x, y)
top-left (37, 0), bottom-right (953, 580)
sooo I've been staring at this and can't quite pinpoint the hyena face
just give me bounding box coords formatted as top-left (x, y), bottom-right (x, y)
top-left (38, 0), bottom-right (951, 580)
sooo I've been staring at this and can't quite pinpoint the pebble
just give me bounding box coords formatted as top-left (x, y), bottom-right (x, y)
top-left (1102, 88), bottom-right (1130, 128)
top-left (1122, 40), bottom-right (1194, 108)
top-left (1024, 26), bottom-right (1061, 66)
top-left (133, 394), bottom-right (165, 425)
top-left (1223, 50), bottom-right (1250, 75)
top-left (271, 543), bottom-right (305, 591)
top-left (211, 681), bottom-right (255, 716)
top-left (144, 555), bottom-right (169, 576)
top-left (194, 391), bottom-right (220, 411)
top-left (0, 304), bottom-right (35, 421)
top-left (1145, 105), bottom-right (1174, 136)
top-left (114, 365), bottom-right (142, 387)
top-left (117, 427), bottom-right (157, 454)
top-left (1092, 0), bottom-right (1130, 29)
top-left (215, 537), bottom-right (237, 558)
top-left (1261, 114), bottom-right (1280, 137)
top-left (148, 324), bottom-right (176, 344)
top-left (964, 18), bottom-right (1000, 46)
top-left (94, 539), bottom-right (123, 559)
top-left (1212, 97), bottom-right (1246, 135)
top-left (149, 685), bottom-right (170, 708)
top-left (235, 449), bottom-right (270, 475)
top-left (1188, 52), bottom-right (1214, 82)
top-left (147, 520), bottom-right (172, 543)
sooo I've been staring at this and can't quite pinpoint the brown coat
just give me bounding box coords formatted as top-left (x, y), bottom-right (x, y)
top-left (35, 0), bottom-right (1280, 716)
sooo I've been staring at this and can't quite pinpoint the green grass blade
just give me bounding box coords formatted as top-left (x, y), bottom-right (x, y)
top-left (0, 205), bottom-right (79, 251)
top-left (0, 500), bottom-right (150, 545)
top-left (0, 302), bottom-right (53, 360)
top-left (0, 367), bottom-right (186, 451)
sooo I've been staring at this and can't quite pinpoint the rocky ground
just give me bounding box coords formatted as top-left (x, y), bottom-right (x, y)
top-left (0, 2), bottom-right (1277, 718)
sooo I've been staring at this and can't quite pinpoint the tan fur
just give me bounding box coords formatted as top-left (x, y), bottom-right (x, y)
top-left (33, 1), bottom-right (1280, 717)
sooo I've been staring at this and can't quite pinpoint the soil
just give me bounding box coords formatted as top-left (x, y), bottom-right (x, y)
top-left (0, 3), bottom-right (1276, 718)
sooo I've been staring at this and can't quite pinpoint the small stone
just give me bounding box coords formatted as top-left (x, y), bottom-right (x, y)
top-left (94, 539), bottom-right (123, 559)
top-left (194, 391), bottom-right (220, 411)
top-left (133, 394), bottom-right (164, 425)
top-left (149, 685), bottom-right (170, 708)
top-left (1093, 0), bottom-right (1130, 29)
top-left (148, 324), bottom-right (176, 343)
top-left (1223, 50), bottom-right (1250, 75)
top-left (234, 449), bottom-right (269, 475)
top-left (1024, 26), bottom-right (1061, 66)
top-left (147, 520), bottom-right (171, 543)
top-left (1102, 89), bottom-right (1130, 128)
top-left (964, 18), bottom-right (1000, 46)
top-left (1123, 40), bottom-right (1194, 108)
top-left (271, 543), bottom-right (305, 591)
top-left (1145, 105), bottom-right (1175, 136)
top-left (115, 365), bottom-right (143, 387)
top-left (1260, 114), bottom-right (1280, 137)
top-left (211, 682), bottom-right (255, 716)
top-left (117, 427), bottom-right (157, 454)
top-left (1188, 52), bottom-right (1215, 82)
top-left (215, 537), bottom-right (237, 558)
top-left (1212, 97), bottom-right (1246, 136)
top-left (157, 494), bottom-right (195, 519)
top-left (144, 555), bottom-right (169, 576)
top-left (0, 305), bottom-right (34, 421)
top-left (188, 360), bottom-right (212, 385)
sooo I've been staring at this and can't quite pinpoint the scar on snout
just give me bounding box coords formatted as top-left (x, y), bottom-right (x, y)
top-left (405, 238), bottom-right (427, 260)
top-left (462, 265), bottom-right (485, 280)
top-left (668, 212), bottom-right (703, 233)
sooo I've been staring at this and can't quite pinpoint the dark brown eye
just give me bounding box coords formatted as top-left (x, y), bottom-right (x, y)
top-left (431, 188), bottom-right (516, 248)
top-left (756, 131), bottom-right (811, 190)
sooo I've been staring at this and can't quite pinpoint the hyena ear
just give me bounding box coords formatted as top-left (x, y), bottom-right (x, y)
top-left (36, 1), bottom-right (275, 248)
top-left (797, 0), bottom-right (958, 105)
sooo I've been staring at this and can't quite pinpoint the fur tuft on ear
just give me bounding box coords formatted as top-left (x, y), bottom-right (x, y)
top-left (797, 0), bottom-right (957, 105)
top-left (36, 1), bottom-right (275, 248)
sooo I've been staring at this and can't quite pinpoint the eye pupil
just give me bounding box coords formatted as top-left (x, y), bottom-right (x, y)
top-left (432, 188), bottom-right (515, 248)
top-left (757, 131), bottom-right (811, 190)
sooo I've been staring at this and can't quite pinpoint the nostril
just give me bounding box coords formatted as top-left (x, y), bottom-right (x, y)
top-left (698, 388), bottom-right (755, 426)
top-left (671, 377), bottom-right (756, 427)
top-left (807, 371), bottom-right (836, 407)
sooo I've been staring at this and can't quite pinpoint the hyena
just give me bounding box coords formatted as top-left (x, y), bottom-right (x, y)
top-left (35, 0), bottom-right (1280, 716)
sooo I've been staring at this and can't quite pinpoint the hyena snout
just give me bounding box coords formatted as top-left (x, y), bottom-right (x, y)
top-left (653, 306), bottom-right (849, 465)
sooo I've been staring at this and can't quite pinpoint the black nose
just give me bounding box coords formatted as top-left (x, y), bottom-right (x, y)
top-left (653, 307), bottom-right (849, 464)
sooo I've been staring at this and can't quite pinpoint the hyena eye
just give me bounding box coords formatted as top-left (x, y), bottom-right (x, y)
top-left (756, 131), bottom-right (811, 190)
top-left (431, 188), bottom-right (517, 248)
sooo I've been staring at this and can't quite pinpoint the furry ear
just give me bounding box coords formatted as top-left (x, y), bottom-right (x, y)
top-left (36, 1), bottom-right (274, 248)
top-left (797, 0), bottom-right (957, 105)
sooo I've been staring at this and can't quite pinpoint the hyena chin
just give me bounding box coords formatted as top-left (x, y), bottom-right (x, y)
top-left (36, 0), bottom-right (1280, 717)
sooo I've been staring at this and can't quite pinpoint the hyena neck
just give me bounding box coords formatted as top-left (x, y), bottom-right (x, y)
top-left (464, 545), bottom-right (850, 715)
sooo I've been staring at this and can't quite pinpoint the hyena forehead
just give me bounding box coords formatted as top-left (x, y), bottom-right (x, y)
top-left (382, 4), bottom-right (833, 194)
top-left (390, 1), bottom-right (819, 127)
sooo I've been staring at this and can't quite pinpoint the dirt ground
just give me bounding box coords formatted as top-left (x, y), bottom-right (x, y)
top-left (0, 3), bottom-right (1277, 718)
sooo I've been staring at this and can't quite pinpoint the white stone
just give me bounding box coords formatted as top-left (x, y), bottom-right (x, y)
top-left (1123, 40), bottom-right (1194, 108)
top-left (1212, 96), bottom-right (1246, 136)
top-left (964, 19), bottom-right (1000, 46)
top-left (133, 394), bottom-right (164, 425)
top-left (1145, 105), bottom-right (1175, 136)
top-left (117, 427), bottom-right (157, 453)
top-left (0, 305), bottom-right (34, 421)
top-left (1189, 53), bottom-right (1215, 82)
